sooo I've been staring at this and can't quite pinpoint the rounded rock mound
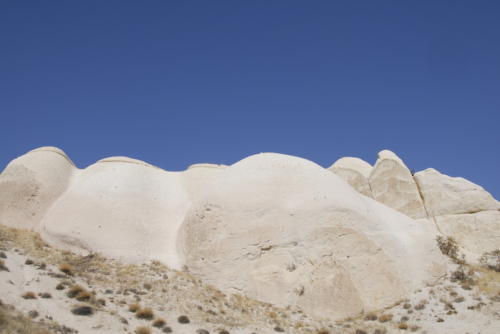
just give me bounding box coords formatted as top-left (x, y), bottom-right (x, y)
top-left (177, 153), bottom-right (446, 320)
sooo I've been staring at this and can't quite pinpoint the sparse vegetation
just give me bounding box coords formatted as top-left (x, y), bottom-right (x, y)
top-left (0, 259), bottom-right (8, 271)
top-left (21, 291), bottom-right (37, 299)
top-left (129, 303), bottom-right (141, 312)
top-left (436, 236), bottom-right (464, 264)
top-left (378, 314), bottom-right (393, 323)
top-left (75, 290), bottom-right (92, 302)
top-left (59, 263), bottom-right (74, 276)
top-left (136, 307), bottom-right (154, 320)
top-left (67, 285), bottom-right (85, 298)
top-left (177, 315), bottom-right (190, 324)
top-left (135, 326), bottom-right (151, 334)
top-left (71, 304), bottom-right (93, 316)
top-left (39, 292), bottom-right (52, 299)
top-left (153, 318), bottom-right (166, 328)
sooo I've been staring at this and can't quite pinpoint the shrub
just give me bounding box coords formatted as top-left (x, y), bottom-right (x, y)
top-left (378, 314), bottom-right (393, 323)
top-left (398, 323), bottom-right (408, 330)
top-left (75, 291), bottom-right (92, 302)
top-left (55, 283), bottom-right (65, 290)
top-left (135, 327), bottom-right (151, 334)
top-left (59, 263), bottom-right (74, 276)
top-left (22, 291), bottom-right (37, 299)
top-left (136, 307), bottom-right (154, 320)
top-left (162, 327), bottom-right (173, 333)
top-left (67, 285), bottom-right (85, 298)
top-left (0, 259), bottom-right (8, 271)
top-left (436, 236), bottom-right (464, 264)
top-left (196, 330), bottom-right (209, 334)
top-left (153, 318), bottom-right (166, 328)
top-left (364, 313), bottom-right (377, 321)
top-left (71, 304), bottom-right (93, 316)
top-left (25, 259), bottom-right (34, 265)
top-left (129, 303), bottom-right (141, 313)
top-left (39, 292), bottom-right (52, 299)
top-left (177, 315), bottom-right (190, 324)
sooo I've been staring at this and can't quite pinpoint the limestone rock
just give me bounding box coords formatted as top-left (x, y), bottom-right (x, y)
top-left (368, 150), bottom-right (427, 219)
top-left (328, 157), bottom-right (373, 197)
top-left (0, 147), bottom-right (75, 229)
top-left (414, 168), bottom-right (499, 217)
top-left (436, 211), bottom-right (500, 263)
top-left (178, 153), bottom-right (446, 320)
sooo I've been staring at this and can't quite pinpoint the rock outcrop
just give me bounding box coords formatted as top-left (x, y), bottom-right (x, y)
top-left (2, 147), bottom-right (499, 320)
top-left (328, 157), bottom-right (373, 197)
top-left (414, 168), bottom-right (499, 217)
top-left (368, 150), bottom-right (427, 219)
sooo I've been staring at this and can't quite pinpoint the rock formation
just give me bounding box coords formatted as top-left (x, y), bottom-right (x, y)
top-left (0, 146), bottom-right (498, 321)
top-left (328, 157), bottom-right (373, 197)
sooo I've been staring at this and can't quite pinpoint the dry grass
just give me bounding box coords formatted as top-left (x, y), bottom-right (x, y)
top-left (21, 291), bottom-right (37, 299)
top-left (67, 285), bottom-right (85, 298)
top-left (378, 314), bottom-right (393, 323)
top-left (135, 326), bottom-right (151, 334)
top-left (58, 263), bottom-right (74, 276)
top-left (136, 307), bottom-right (154, 320)
top-left (75, 290), bottom-right (92, 302)
top-left (129, 303), bottom-right (141, 313)
top-left (152, 318), bottom-right (166, 328)
top-left (0, 304), bottom-right (48, 333)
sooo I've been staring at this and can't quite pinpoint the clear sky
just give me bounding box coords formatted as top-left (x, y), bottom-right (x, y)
top-left (1, 1), bottom-right (499, 198)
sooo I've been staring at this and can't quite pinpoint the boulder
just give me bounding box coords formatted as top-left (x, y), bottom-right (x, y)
top-left (0, 147), bottom-right (75, 229)
top-left (368, 150), bottom-right (427, 219)
top-left (328, 157), bottom-right (373, 197)
top-left (178, 153), bottom-right (446, 320)
top-left (414, 168), bottom-right (499, 217)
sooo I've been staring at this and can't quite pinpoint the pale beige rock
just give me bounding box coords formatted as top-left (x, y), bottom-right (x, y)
top-left (178, 153), bottom-right (446, 320)
top-left (415, 168), bottom-right (499, 216)
top-left (328, 157), bottom-right (373, 197)
top-left (0, 147), bottom-right (75, 229)
top-left (436, 210), bottom-right (500, 263)
top-left (40, 159), bottom-right (191, 268)
top-left (368, 150), bottom-right (427, 219)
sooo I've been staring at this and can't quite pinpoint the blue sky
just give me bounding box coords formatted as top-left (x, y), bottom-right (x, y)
top-left (1, 1), bottom-right (499, 198)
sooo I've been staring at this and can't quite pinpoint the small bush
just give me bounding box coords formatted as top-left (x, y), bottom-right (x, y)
top-left (129, 303), bottom-right (141, 313)
top-left (135, 327), bottom-right (151, 334)
top-left (153, 318), bottom-right (166, 328)
top-left (355, 330), bottom-right (367, 334)
top-left (75, 291), bottom-right (92, 302)
top-left (55, 283), bottom-right (65, 290)
top-left (378, 314), bottom-right (393, 323)
top-left (364, 313), bottom-right (377, 321)
top-left (39, 292), bottom-right (52, 299)
top-left (59, 263), bottom-right (74, 276)
top-left (398, 323), bottom-right (408, 330)
top-left (0, 259), bottom-right (8, 271)
top-left (25, 259), bottom-right (34, 265)
top-left (436, 236), bottom-right (464, 264)
top-left (22, 291), bottom-right (37, 299)
top-left (178, 315), bottom-right (190, 324)
top-left (71, 304), bottom-right (93, 316)
top-left (196, 330), bottom-right (209, 334)
top-left (136, 307), bottom-right (154, 320)
top-left (162, 327), bottom-right (172, 333)
top-left (67, 285), bottom-right (85, 298)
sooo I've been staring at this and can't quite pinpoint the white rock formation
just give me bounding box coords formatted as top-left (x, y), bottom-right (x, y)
top-left (369, 150), bottom-right (427, 219)
top-left (328, 157), bottom-right (373, 197)
top-left (0, 147), bottom-right (75, 229)
top-left (414, 168), bottom-right (499, 217)
top-left (4, 147), bottom-right (500, 320)
top-left (178, 153), bottom-right (445, 319)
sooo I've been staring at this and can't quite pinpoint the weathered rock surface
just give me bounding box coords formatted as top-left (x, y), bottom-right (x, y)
top-left (368, 150), bottom-right (427, 219)
top-left (2, 146), bottom-right (499, 321)
top-left (328, 157), bottom-right (373, 197)
top-left (0, 147), bottom-right (75, 229)
top-left (414, 168), bottom-right (499, 217)
top-left (178, 153), bottom-right (445, 319)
